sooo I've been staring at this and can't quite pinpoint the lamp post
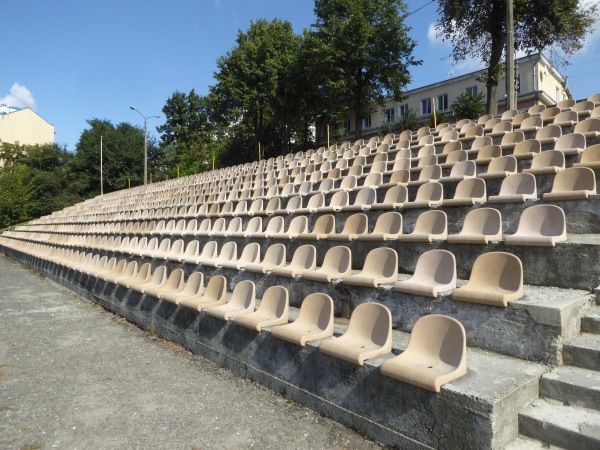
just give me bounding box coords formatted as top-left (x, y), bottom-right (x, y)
top-left (129, 106), bottom-right (159, 186)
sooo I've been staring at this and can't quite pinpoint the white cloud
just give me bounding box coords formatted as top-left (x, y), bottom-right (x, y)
top-left (0, 83), bottom-right (37, 110)
top-left (427, 22), bottom-right (453, 47)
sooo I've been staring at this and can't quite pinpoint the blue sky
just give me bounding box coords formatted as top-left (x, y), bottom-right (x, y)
top-left (2, 0), bottom-right (599, 151)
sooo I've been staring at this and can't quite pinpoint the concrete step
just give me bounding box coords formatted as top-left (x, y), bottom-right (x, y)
top-left (581, 308), bottom-right (600, 334)
top-left (563, 333), bottom-right (600, 371)
top-left (505, 435), bottom-right (564, 450)
top-left (519, 399), bottom-right (600, 450)
top-left (540, 366), bottom-right (600, 412)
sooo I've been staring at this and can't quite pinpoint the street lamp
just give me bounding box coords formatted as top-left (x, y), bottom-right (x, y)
top-left (129, 106), bottom-right (159, 186)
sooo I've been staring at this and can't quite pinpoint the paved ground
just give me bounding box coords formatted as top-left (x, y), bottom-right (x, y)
top-left (0, 255), bottom-right (383, 450)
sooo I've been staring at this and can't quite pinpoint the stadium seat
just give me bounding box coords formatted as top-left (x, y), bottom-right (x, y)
top-left (303, 246), bottom-right (352, 282)
top-left (404, 182), bottom-right (444, 209)
top-left (397, 210), bottom-right (447, 242)
top-left (488, 173), bottom-right (537, 203)
top-left (447, 208), bottom-right (502, 244)
top-left (380, 314), bottom-right (467, 393)
top-left (270, 245), bottom-right (317, 278)
top-left (573, 144), bottom-right (600, 169)
top-left (554, 133), bottom-right (586, 155)
top-left (271, 215), bottom-right (309, 240)
top-left (342, 247), bottom-right (397, 287)
top-left (319, 302), bottom-right (392, 365)
top-left (478, 155), bottom-right (517, 180)
top-left (234, 285), bottom-right (289, 331)
top-left (473, 145), bottom-right (502, 164)
top-left (130, 265), bottom-right (167, 294)
top-left (160, 272), bottom-right (204, 305)
top-left (440, 160), bottom-right (476, 183)
top-left (202, 241), bottom-right (237, 268)
top-left (342, 187), bottom-right (378, 211)
top-left (357, 212), bottom-right (403, 241)
top-left (118, 262), bottom-right (153, 289)
top-left (328, 213), bottom-right (368, 241)
top-left (317, 190), bottom-right (349, 213)
top-left (522, 150), bottom-right (565, 175)
top-left (505, 204), bottom-right (566, 247)
top-left (220, 242), bottom-right (261, 270)
top-left (371, 185), bottom-right (408, 210)
top-left (543, 167), bottom-right (597, 201)
top-left (144, 268), bottom-right (185, 299)
top-left (205, 280), bottom-right (256, 321)
top-left (513, 139), bottom-right (541, 160)
top-left (452, 252), bottom-right (523, 307)
top-left (245, 243), bottom-right (286, 274)
top-left (179, 275), bottom-right (227, 311)
top-left (394, 250), bottom-right (456, 297)
top-left (271, 293), bottom-right (334, 346)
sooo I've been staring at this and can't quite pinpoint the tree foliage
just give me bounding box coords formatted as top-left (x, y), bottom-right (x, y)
top-left (311, 0), bottom-right (420, 137)
top-left (451, 90), bottom-right (486, 121)
top-left (435, 0), bottom-right (598, 114)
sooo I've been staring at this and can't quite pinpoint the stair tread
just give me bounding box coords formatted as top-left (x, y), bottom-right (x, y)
top-left (543, 366), bottom-right (600, 390)
top-left (505, 435), bottom-right (564, 450)
top-left (565, 333), bottom-right (600, 350)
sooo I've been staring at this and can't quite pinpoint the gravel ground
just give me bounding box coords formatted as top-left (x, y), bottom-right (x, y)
top-left (0, 255), bottom-right (384, 450)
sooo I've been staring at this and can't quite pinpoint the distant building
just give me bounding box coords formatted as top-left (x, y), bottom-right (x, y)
top-left (0, 106), bottom-right (54, 146)
top-left (320, 53), bottom-right (571, 142)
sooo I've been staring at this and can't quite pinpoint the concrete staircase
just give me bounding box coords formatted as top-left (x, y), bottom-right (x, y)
top-left (516, 305), bottom-right (600, 449)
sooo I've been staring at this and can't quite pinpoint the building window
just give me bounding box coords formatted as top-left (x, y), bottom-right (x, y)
top-left (343, 119), bottom-right (351, 135)
top-left (363, 115), bottom-right (372, 129)
top-left (384, 107), bottom-right (395, 124)
top-left (421, 98), bottom-right (432, 116)
top-left (398, 104), bottom-right (408, 119)
top-left (437, 94), bottom-right (449, 111)
top-left (466, 86), bottom-right (478, 95)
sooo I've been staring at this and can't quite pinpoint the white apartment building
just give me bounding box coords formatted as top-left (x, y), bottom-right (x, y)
top-left (321, 53), bottom-right (571, 142)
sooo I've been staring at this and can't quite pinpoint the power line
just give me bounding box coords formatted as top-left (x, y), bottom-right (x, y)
top-left (404, 0), bottom-right (436, 19)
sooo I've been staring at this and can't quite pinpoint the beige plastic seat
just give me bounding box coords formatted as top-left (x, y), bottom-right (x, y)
top-left (397, 210), bottom-right (447, 242)
top-left (256, 216), bottom-right (285, 238)
top-left (144, 268), bottom-right (185, 299)
top-left (271, 215), bottom-right (309, 240)
top-left (188, 240), bottom-right (218, 265)
top-left (478, 155), bottom-right (517, 180)
top-left (371, 185), bottom-right (408, 210)
top-left (317, 190), bottom-right (349, 213)
top-left (130, 265), bottom-right (168, 294)
top-left (394, 250), bottom-right (456, 297)
top-left (270, 244), bottom-right (317, 278)
top-left (573, 101), bottom-right (595, 119)
top-left (303, 246), bottom-right (352, 282)
top-left (245, 243), bottom-right (286, 274)
top-left (319, 302), bottom-right (392, 366)
top-left (439, 150), bottom-right (468, 170)
top-left (458, 125), bottom-right (483, 143)
top-left (380, 169), bottom-right (410, 189)
top-left (179, 275), bottom-right (227, 311)
top-left (500, 131), bottom-right (524, 151)
top-left (512, 112), bottom-right (531, 128)
top-left (404, 182), bottom-right (444, 209)
top-left (513, 139), bottom-right (541, 160)
top-left (447, 208), bottom-right (502, 244)
top-left (440, 160), bottom-right (476, 183)
top-left (553, 111), bottom-right (578, 127)
top-left (296, 193), bottom-right (325, 214)
top-left (230, 216), bottom-right (262, 238)
top-left (505, 204), bottom-right (566, 247)
top-left (195, 218), bottom-right (212, 236)
top-left (556, 99), bottom-right (576, 111)
top-left (205, 280), bottom-right (256, 320)
top-left (408, 164), bottom-right (442, 187)
top-left (488, 121), bottom-right (512, 138)
top-left (220, 242), bottom-right (260, 270)
top-left (117, 261), bottom-right (152, 288)
top-left (473, 145), bottom-right (501, 164)
top-left (342, 247), bottom-right (397, 287)
top-left (222, 217), bottom-right (244, 238)
top-left (518, 116), bottom-right (543, 133)
top-left (160, 272), bottom-right (204, 305)
top-left (528, 104), bottom-right (546, 116)
top-left (271, 293), bottom-right (334, 346)
top-left (234, 285), bottom-right (289, 331)
top-left (202, 241), bottom-right (237, 268)
top-left (358, 212), bottom-right (402, 241)
top-left (488, 173), bottom-right (537, 203)
top-left (101, 259), bottom-right (135, 283)
top-left (380, 314), bottom-right (467, 393)
top-left (342, 188), bottom-right (378, 211)
top-left (413, 145), bottom-right (435, 162)
top-left (573, 144), bottom-right (600, 170)
top-left (554, 133), bottom-right (586, 156)
top-left (410, 155), bottom-right (438, 173)
top-left (540, 106), bottom-right (560, 124)
top-left (328, 213), bottom-right (368, 241)
top-left (92, 257), bottom-right (118, 279)
top-left (535, 125), bottom-right (562, 145)
top-left (543, 167), bottom-right (597, 201)
top-left (522, 150), bottom-right (565, 175)
top-left (453, 252), bottom-right (523, 307)
top-left (208, 218), bottom-right (226, 237)
top-left (297, 215), bottom-right (335, 240)
top-left (275, 195), bottom-right (302, 215)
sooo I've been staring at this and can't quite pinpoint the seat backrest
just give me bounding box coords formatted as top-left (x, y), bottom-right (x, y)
top-left (262, 243), bottom-right (286, 266)
top-left (441, 141), bottom-right (462, 155)
top-left (536, 124), bottom-right (562, 140)
top-left (363, 247), bottom-right (398, 278)
top-left (445, 150), bottom-right (468, 165)
top-left (258, 285), bottom-right (289, 318)
top-left (200, 241), bottom-right (218, 259)
top-left (515, 204), bottom-right (566, 237)
top-left (414, 182), bottom-right (444, 203)
top-left (476, 145), bottom-right (501, 160)
top-left (529, 150), bottom-right (565, 170)
top-left (286, 215), bottom-right (308, 234)
top-left (491, 121), bottom-right (512, 133)
top-left (579, 144), bottom-right (600, 165)
top-left (418, 164), bottom-right (442, 181)
top-left (382, 185), bottom-right (408, 204)
top-left (408, 315), bottom-right (466, 367)
top-left (551, 167), bottom-right (596, 192)
top-left (345, 303), bottom-right (392, 347)
top-left (412, 249), bottom-right (456, 286)
top-left (329, 190), bottom-right (349, 208)
top-left (513, 139), bottom-right (541, 157)
top-left (501, 131), bottom-right (524, 145)
top-left (372, 212), bottom-right (403, 235)
top-left (417, 154), bottom-right (437, 168)
top-left (239, 242), bottom-right (261, 264)
top-left (528, 104), bottom-right (546, 115)
top-left (340, 213), bottom-right (368, 235)
top-left (245, 217), bottom-right (262, 234)
top-left (229, 280), bottom-right (256, 309)
top-left (416, 145), bottom-right (435, 159)
top-left (227, 217), bottom-right (243, 233)
top-left (470, 136), bottom-right (493, 151)
top-left (449, 160), bottom-right (476, 177)
top-left (164, 268), bottom-right (185, 290)
top-left (555, 133), bottom-right (586, 152)
top-left (297, 293), bottom-right (334, 331)
top-left (204, 275), bottom-right (227, 301)
top-left (460, 208), bottom-right (502, 236)
top-left (469, 252), bottom-right (523, 293)
top-left (286, 195), bottom-right (303, 211)
top-left (321, 246), bottom-right (352, 274)
top-left (353, 188), bottom-right (377, 206)
top-left (289, 245), bottom-right (317, 269)
top-left (499, 173), bottom-right (537, 195)
top-left (413, 210), bottom-right (447, 235)
top-left (487, 155), bottom-right (517, 173)
top-left (265, 216), bottom-right (285, 234)
top-left (212, 218), bottom-right (226, 233)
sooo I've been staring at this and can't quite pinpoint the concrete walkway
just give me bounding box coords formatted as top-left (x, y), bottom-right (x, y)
top-left (0, 255), bottom-right (382, 450)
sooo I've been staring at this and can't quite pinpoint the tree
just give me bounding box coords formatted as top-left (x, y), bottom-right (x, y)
top-left (310, 0), bottom-right (419, 138)
top-left (71, 119), bottom-right (145, 196)
top-left (451, 90), bottom-right (486, 121)
top-left (435, 0), bottom-right (598, 115)
top-left (157, 90), bottom-right (217, 175)
top-left (210, 19), bottom-right (303, 161)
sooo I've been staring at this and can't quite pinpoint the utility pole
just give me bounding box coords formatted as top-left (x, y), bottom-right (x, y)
top-left (100, 135), bottom-right (104, 195)
top-left (506, 0), bottom-right (515, 111)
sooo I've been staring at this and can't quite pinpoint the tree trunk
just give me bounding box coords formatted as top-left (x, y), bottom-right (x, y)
top-left (354, 113), bottom-right (363, 140)
top-left (486, 75), bottom-right (499, 116)
top-left (485, 4), bottom-right (506, 116)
